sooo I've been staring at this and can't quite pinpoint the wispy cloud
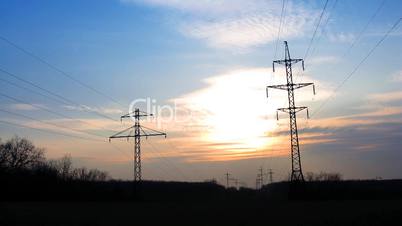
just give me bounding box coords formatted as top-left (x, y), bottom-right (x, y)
top-left (309, 55), bottom-right (340, 65)
top-left (328, 32), bottom-right (355, 43)
top-left (369, 91), bottom-right (402, 103)
top-left (391, 70), bottom-right (402, 82)
top-left (63, 105), bottom-right (123, 115)
top-left (8, 103), bottom-right (41, 111)
top-left (124, 0), bottom-right (318, 50)
top-left (159, 67), bottom-right (331, 161)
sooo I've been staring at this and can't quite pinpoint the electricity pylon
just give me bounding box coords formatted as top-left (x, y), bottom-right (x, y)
top-left (256, 177), bottom-right (260, 190)
top-left (267, 41), bottom-right (315, 182)
top-left (225, 172), bottom-right (231, 188)
top-left (268, 169), bottom-right (274, 184)
top-left (109, 108), bottom-right (166, 182)
top-left (258, 166), bottom-right (265, 187)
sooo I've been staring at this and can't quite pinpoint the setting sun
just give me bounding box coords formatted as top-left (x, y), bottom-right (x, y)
top-left (174, 68), bottom-right (281, 159)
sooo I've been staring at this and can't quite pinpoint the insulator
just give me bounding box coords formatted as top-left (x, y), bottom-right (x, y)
top-left (302, 60), bottom-right (305, 71)
top-left (272, 63), bottom-right (275, 72)
top-left (306, 108), bottom-right (310, 119)
top-left (266, 87), bottom-right (269, 98)
top-left (276, 111), bottom-right (279, 121)
top-left (313, 84), bottom-right (316, 95)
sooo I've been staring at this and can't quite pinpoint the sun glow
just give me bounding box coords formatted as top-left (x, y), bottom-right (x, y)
top-left (174, 68), bottom-right (283, 158)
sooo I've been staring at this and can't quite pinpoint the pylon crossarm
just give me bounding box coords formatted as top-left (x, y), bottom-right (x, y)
top-left (109, 126), bottom-right (134, 139)
top-left (267, 84), bottom-right (288, 90)
top-left (141, 133), bottom-right (166, 138)
top-left (109, 135), bottom-right (136, 139)
top-left (293, 83), bottom-right (314, 90)
top-left (141, 125), bottom-right (166, 136)
top-left (267, 83), bottom-right (314, 97)
top-left (277, 106), bottom-right (307, 113)
top-left (121, 113), bottom-right (150, 119)
top-left (273, 59), bottom-right (303, 65)
top-left (109, 134), bottom-right (165, 139)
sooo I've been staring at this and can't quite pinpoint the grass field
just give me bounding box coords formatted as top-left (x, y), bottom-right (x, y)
top-left (1, 200), bottom-right (401, 226)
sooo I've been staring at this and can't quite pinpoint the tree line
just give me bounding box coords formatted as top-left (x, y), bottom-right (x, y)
top-left (0, 136), bottom-right (109, 181)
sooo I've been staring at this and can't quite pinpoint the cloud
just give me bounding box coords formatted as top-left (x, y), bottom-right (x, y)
top-left (122, 0), bottom-right (260, 16)
top-left (8, 103), bottom-right (41, 111)
top-left (159, 67), bottom-right (331, 162)
top-left (369, 91), bottom-right (402, 103)
top-left (391, 70), bottom-right (402, 82)
top-left (309, 55), bottom-right (339, 65)
top-left (63, 105), bottom-right (123, 115)
top-left (124, 0), bottom-right (318, 49)
top-left (328, 32), bottom-right (355, 43)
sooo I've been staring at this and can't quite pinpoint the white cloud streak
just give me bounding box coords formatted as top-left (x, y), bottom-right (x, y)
top-left (8, 103), bottom-right (41, 111)
top-left (391, 70), bottom-right (402, 82)
top-left (123, 0), bottom-right (318, 49)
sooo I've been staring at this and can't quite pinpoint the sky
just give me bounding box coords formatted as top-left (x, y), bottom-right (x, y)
top-left (0, 0), bottom-right (401, 187)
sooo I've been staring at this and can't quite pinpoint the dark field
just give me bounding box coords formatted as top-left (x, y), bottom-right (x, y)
top-left (2, 175), bottom-right (402, 226)
top-left (1, 199), bottom-right (402, 226)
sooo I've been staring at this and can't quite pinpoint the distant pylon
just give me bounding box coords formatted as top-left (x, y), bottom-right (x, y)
top-left (258, 166), bottom-right (265, 187)
top-left (109, 108), bottom-right (166, 182)
top-left (268, 169), bottom-right (274, 184)
top-left (225, 172), bottom-right (231, 188)
top-left (267, 41), bottom-right (315, 182)
top-left (256, 177), bottom-right (260, 190)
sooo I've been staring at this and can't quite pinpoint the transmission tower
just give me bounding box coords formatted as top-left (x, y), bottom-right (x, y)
top-left (256, 177), bottom-right (260, 190)
top-left (109, 108), bottom-right (166, 182)
top-left (268, 169), bottom-right (274, 184)
top-left (229, 177), bottom-right (239, 190)
top-left (225, 172), bottom-right (231, 188)
top-left (267, 41), bottom-right (315, 182)
top-left (258, 166), bottom-right (265, 187)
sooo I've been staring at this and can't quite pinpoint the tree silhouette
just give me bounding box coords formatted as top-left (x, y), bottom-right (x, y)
top-left (0, 136), bottom-right (45, 170)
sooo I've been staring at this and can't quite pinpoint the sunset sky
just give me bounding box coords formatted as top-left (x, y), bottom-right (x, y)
top-left (0, 0), bottom-right (401, 186)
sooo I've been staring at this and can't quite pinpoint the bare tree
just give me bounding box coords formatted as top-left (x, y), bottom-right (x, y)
top-left (0, 138), bottom-right (6, 168)
top-left (60, 154), bottom-right (73, 179)
top-left (72, 167), bottom-right (109, 181)
top-left (0, 136), bottom-right (45, 170)
top-left (305, 171), bottom-right (343, 182)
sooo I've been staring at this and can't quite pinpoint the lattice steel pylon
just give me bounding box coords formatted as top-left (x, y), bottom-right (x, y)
top-left (267, 41), bottom-right (315, 182)
top-left (109, 108), bottom-right (166, 182)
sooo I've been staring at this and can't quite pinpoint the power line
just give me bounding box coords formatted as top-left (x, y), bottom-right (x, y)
top-left (0, 91), bottom-right (116, 133)
top-left (304, 0), bottom-right (330, 61)
top-left (0, 77), bottom-right (68, 106)
top-left (0, 108), bottom-right (105, 140)
top-left (0, 117), bottom-right (133, 162)
top-left (144, 139), bottom-right (190, 181)
top-left (165, 138), bottom-right (203, 180)
top-left (343, 0), bottom-right (387, 56)
top-left (0, 68), bottom-right (119, 122)
top-left (308, 0), bottom-right (339, 60)
top-left (273, 0), bottom-right (288, 60)
top-left (275, 0), bottom-right (329, 112)
top-left (0, 35), bottom-right (126, 108)
top-left (0, 108), bottom-right (136, 160)
top-left (136, 146), bottom-right (177, 180)
top-left (0, 105), bottom-right (134, 163)
top-left (311, 17), bottom-right (401, 118)
top-left (0, 119), bottom-right (100, 142)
